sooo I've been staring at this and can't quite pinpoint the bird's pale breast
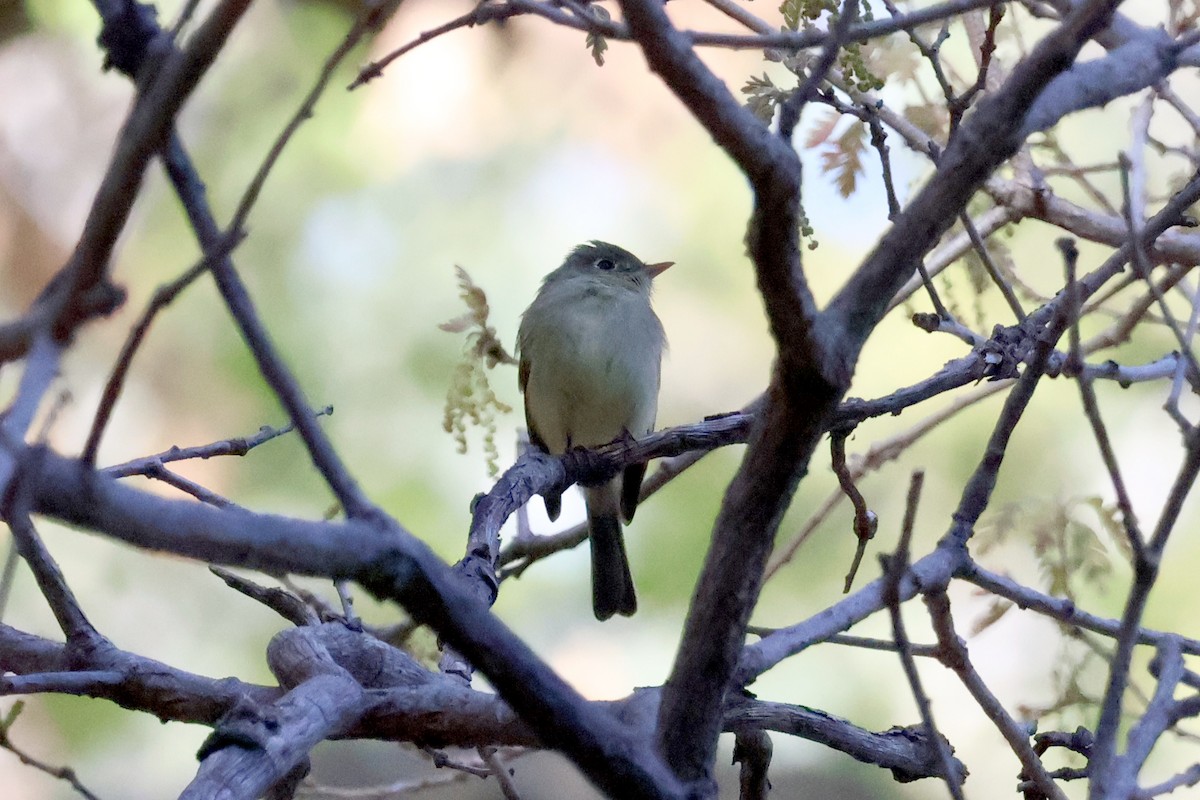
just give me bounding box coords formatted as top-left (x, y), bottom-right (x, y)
top-left (520, 281), bottom-right (663, 454)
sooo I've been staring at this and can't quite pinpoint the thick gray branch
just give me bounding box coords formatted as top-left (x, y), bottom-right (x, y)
top-left (1020, 30), bottom-right (1179, 137)
top-left (17, 447), bottom-right (684, 800)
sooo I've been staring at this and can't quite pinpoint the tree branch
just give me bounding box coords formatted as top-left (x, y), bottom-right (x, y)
top-left (15, 447), bottom-right (685, 799)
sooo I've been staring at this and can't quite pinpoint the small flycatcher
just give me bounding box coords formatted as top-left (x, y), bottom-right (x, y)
top-left (517, 241), bottom-right (670, 620)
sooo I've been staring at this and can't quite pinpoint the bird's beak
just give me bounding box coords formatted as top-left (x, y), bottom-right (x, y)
top-left (646, 261), bottom-right (673, 279)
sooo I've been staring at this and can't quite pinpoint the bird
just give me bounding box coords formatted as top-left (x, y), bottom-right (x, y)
top-left (517, 241), bottom-right (670, 620)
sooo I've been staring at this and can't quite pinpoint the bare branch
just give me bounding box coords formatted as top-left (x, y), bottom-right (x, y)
top-left (881, 473), bottom-right (965, 799)
top-left (724, 695), bottom-right (965, 782)
top-left (832, 430), bottom-right (878, 593)
top-left (0, 702), bottom-right (103, 800)
top-left (1059, 237), bottom-right (1147, 560)
top-left (1091, 428), bottom-right (1200, 796)
top-left (731, 730), bottom-right (771, 800)
top-left (59, 0), bottom-right (254, 342)
top-left (1020, 31), bottom-right (1180, 137)
top-left (925, 590), bottom-right (1066, 800)
top-left (961, 564), bottom-right (1200, 655)
top-left (104, 409), bottom-right (332, 478)
top-left (17, 448), bottom-right (685, 799)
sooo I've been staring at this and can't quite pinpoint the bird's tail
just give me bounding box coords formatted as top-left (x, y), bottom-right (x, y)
top-left (586, 486), bottom-right (637, 620)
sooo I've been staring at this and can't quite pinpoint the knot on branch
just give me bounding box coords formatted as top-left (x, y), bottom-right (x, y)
top-left (562, 445), bottom-right (622, 489)
top-left (55, 282), bottom-right (127, 344)
top-left (911, 312), bottom-right (942, 333)
top-left (1032, 726), bottom-right (1094, 758)
top-left (452, 551), bottom-right (499, 606)
top-left (196, 697), bottom-right (280, 760)
top-left (977, 324), bottom-right (1024, 380)
top-left (38, 270), bottom-right (127, 345)
top-left (97, 1), bottom-right (161, 78)
top-left (354, 545), bottom-right (426, 614)
top-left (883, 724), bottom-right (968, 785)
top-left (77, 280), bottom-right (127, 319)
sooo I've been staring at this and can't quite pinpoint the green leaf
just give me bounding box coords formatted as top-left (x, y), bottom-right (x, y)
top-left (742, 73), bottom-right (781, 124)
top-left (586, 31), bottom-right (608, 66)
top-left (742, 73), bottom-right (776, 95)
top-left (586, 5), bottom-right (612, 67)
top-left (780, 0), bottom-right (804, 30)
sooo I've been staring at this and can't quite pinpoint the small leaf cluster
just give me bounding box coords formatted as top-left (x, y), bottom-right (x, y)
top-left (799, 207), bottom-right (817, 250)
top-left (779, 0), bottom-right (883, 93)
top-left (440, 266), bottom-right (515, 475)
top-left (840, 42), bottom-right (884, 92)
top-left (780, 0), bottom-right (839, 28)
top-left (742, 73), bottom-right (789, 124)
top-left (584, 4), bottom-right (612, 66)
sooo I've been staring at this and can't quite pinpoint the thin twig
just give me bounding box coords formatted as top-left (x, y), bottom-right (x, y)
top-left (104, 409), bottom-right (332, 478)
top-left (229, 8), bottom-right (389, 237)
top-left (1136, 763), bottom-right (1200, 798)
top-left (480, 746), bottom-right (523, 800)
top-left (1120, 638), bottom-right (1189, 779)
top-left (767, 380), bottom-right (1011, 581)
top-left (296, 771), bottom-right (471, 799)
top-left (1091, 425), bottom-right (1200, 795)
top-left (2, 464), bottom-right (102, 647)
top-left (170, 0), bottom-right (204, 38)
top-left (832, 430), bottom-right (878, 593)
top-left (354, 0), bottom-right (1009, 91)
top-left (422, 746), bottom-right (492, 778)
top-left (1059, 237), bottom-right (1146, 560)
top-left (0, 541), bottom-right (17, 622)
top-left (141, 464), bottom-right (236, 507)
top-left (777, 0), bottom-right (860, 141)
top-left (57, 0), bottom-right (254, 346)
top-left (882, 472), bottom-right (963, 798)
top-left (1115, 158), bottom-right (1200, 395)
top-left (154, 7), bottom-right (390, 519)
top-left (0, 702), bottom-right (103, 800)
top-left (886, 206), bottom-right (1016, 313)
top-left (827, 633), bottom-right (941, 657)
top-left (1166, 275), bottom-right (1200, 428)
top-left (960, 210), bottom-right (1027, 320)
top-left (962, 563), bottom-right (1200, 654)
top-left (352, 3), bottom-right (505, 89)
top-left (925, 590), bottom-right (1067, 800)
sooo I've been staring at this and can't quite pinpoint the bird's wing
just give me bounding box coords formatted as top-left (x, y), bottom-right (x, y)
top-left (519, 356), bottom-right (552, 454)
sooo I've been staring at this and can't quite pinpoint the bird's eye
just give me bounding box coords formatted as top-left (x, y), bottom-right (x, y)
top-left (596, 258), bottom-right (615, 271)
